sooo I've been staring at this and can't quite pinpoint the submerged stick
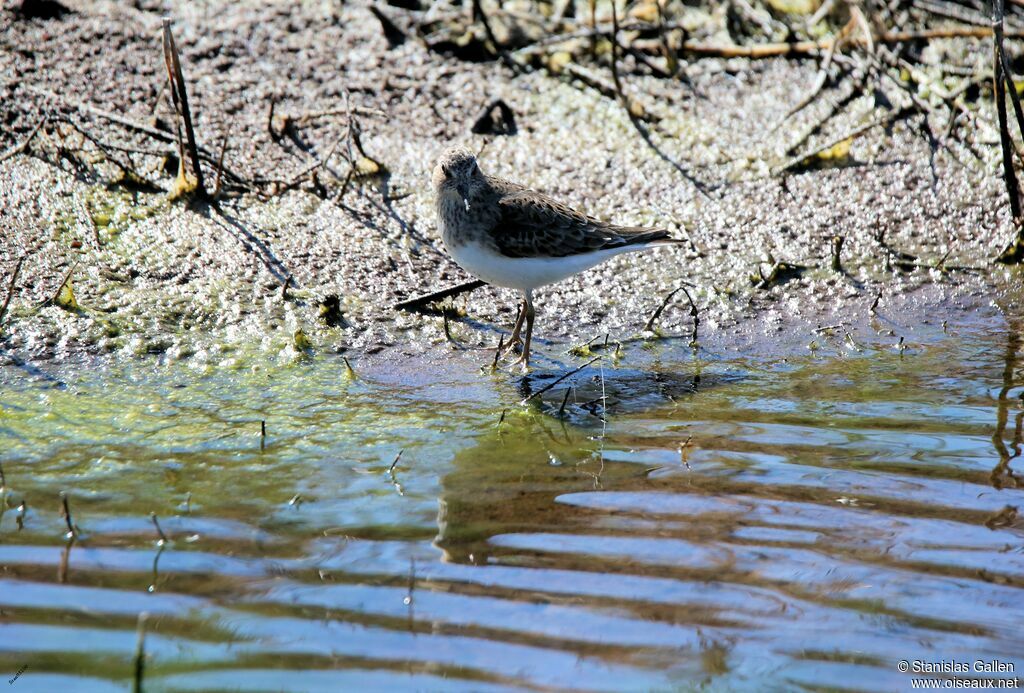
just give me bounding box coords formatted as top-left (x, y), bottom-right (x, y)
top-left (488, 333), bottom-right (505, 370)
top-left (521, 356), bottom-right (602, 405)
top-left (405, 557), bottom-right (415, 627)
top-left (132, 612), bottom-right (148, 693)
top-left (150, 512), bottom-right (168, 545)
top-left (59, 491), bottom-right (77, 538)
top-left (558, 387), bottom-right (573, 417)
top-left (388, 449), bottom-right (404, 475)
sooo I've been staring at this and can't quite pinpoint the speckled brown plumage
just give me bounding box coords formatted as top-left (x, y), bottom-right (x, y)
top-left (480, 176), bottom-right (674, 258)
top-left (433, 146), bottom-right (683, 368)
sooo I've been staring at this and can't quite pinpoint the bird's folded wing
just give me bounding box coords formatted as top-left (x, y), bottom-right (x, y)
top-left (489, 191), bottom-right (669, 258)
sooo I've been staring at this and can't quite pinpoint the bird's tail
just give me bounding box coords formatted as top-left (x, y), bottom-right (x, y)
top-left (617, 227), bottom-right (686, 249)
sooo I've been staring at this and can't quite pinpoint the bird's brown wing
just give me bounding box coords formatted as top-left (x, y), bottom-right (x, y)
top-left (484, 182), bottom-right (672, 259)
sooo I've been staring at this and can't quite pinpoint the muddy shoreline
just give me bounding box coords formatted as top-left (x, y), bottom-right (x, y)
top-left (1, 0), bottom-right (1022, 374)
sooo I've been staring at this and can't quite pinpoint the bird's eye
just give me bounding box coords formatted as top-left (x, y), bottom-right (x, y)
top-left (442, 165), bottom-right (451, 176)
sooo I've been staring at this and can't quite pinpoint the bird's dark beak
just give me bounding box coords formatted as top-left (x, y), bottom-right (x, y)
top-left (457, 181), bottom-right (470, 211)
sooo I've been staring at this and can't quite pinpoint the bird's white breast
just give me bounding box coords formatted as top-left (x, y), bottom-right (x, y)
top-left (444, 238), bottom-right (643, 291)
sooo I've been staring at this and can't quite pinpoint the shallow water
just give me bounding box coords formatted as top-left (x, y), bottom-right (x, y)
top-left (2, 319), bottom-right (1024, 692)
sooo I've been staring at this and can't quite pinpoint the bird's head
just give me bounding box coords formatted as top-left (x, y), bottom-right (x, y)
top-left (433, 146), bottom-right (483, 211)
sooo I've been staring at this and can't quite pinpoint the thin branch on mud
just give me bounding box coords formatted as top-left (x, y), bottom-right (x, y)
top-left (325, 89), bottom-right (390, 202)
top-left (560, 62), bottom-right (655, 121)
top-left (212, 125), bottom-right (231, 199)
top-left (394, 279), bottom-right (486, 313)
top-left (288, 106), bottom-right (389, 126)
top-left (511, 18), bottom-right (1023, 59)
top-left (775, 106), bottom-right (913, 175)
top-left (781, 67), bottom-right (869, 157)
top-left (79, 197), bottom-right (102, 248)
top-left (52, 118), bottom-right (160, 192)
top-left (588, 0), bottom-right (597, 59)
top-left (644, 285), bottom-right (684, 332)
top-left (679, 26), bottom-right (1024, 59)
top-left (162, 19), bottom-right (207, 198)
top-left (655, 0), bottom-right (679, 78)
top-left (267, 95), bottom-right (282, 142)
top-left (645, 284), bottom-right (699, 344)
top-left (296, 136), bottom-right (345, 187)
top-left (755, 258), bottom-right (808, 289)
top-left (27, 89), bottom-right (249, 187)
top-left (608, 2), bottom-right (635, 120)
top-left (0, 256), bottom-right (25, 331)
top-left (471, 0), bottom-right (520, 72)
top-left (992, 0), bottom-right (1024, 262)
top-left (769, 19), bottom-right (852, 133)
top-left (607, 1), bottom-right (709, 196)
top-left (0, 116), bottom-right (48, 164)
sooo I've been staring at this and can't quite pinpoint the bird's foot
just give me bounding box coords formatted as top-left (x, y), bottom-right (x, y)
top-left (502, 336), bottom-right (524, 357)
top-left (512, 353), bottom-right (532, 372)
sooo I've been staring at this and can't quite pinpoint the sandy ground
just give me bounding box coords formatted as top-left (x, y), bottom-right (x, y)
top-left (1, 0), bottom-right (1022, 372)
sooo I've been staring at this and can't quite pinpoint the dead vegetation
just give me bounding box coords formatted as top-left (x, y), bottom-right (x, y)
top-left (3, 2), bottom-right (1022, 233)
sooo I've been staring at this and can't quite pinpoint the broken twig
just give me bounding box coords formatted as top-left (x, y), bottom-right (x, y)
top-left (0, 116), bottom-right (48, 164)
